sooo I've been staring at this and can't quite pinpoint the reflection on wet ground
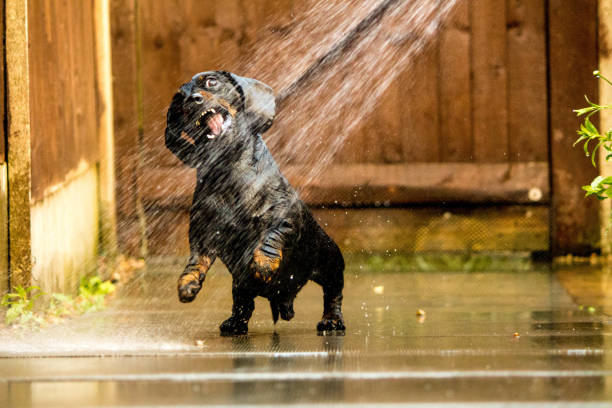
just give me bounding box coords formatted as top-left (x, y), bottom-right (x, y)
top-left (0, 261), bottom-right (611, 406)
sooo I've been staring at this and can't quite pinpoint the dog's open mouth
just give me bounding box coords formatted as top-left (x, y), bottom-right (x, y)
top-left (196, 107), bottom-right (232, 140)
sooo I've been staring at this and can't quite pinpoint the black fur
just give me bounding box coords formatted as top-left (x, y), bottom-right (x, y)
top-left (165, 71), bottom-right (345, 335)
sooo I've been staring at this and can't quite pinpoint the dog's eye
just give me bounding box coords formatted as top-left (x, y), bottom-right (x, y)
top-left (205, 78), bottom-right (218, 88)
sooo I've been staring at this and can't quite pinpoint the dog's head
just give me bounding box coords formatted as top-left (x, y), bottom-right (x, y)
top-left (167, 71), bottom-right (275, 144)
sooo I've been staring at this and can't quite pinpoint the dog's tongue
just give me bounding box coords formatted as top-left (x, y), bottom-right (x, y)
top-left (206, 113), bottom-right (224, 136)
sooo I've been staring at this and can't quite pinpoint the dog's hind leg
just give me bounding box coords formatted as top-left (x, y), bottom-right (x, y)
top-left (311, 233), bottom-right (346, 332)
top-left (251, 221), bottom-right (293, 283)
top-left (220, 283), bottom-right (255, 335)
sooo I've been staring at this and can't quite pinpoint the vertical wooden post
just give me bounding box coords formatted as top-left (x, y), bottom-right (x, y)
top-left (94, 0), bottom-right (118, 256)
top-left (548, 0), bottom-right (600, 255)
top-left (5, 0), bottom-right (32, 288)
top-left (598, 0), bottom-right (612, 255)
top-left (471, 0), bottom-right (508, 162)
top-left (0, 0), bottom-right (7, 295)
top-left (110, 0), bottom-right (147, 256)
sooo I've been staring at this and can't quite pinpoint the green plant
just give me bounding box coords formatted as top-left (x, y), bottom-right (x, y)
top-left (76, 276), bottom-right (115, 313)
top-left (47, 293), bottom-right (76, 318)
top-left (1, 276), bottom-right (116, 329)
top-left (574, 70), bottom-right (612, 199)
top-left (1, 285), bottom-right (45, 327)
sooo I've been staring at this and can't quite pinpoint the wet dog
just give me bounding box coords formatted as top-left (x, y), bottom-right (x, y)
top-left (164, 71), bottom-right (345, 335)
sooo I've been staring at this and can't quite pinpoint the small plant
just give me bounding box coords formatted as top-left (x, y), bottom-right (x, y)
top-left (574, 70), bottom-right (612, 199)
top-left (1, 286), bottom-right (45, 327)
top-left (1, 276), bottom-right (116, 329)
top-left (0, 254), bottom-right (139, 329)
top-left (76, 276), bottom-right (115, 313)
top-left (47, 293), bottom-right (76, 319)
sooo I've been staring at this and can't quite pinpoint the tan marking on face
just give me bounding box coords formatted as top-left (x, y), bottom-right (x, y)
top-left (198, 91), bottom-right (237, 117)
top-left (198, 90), bottom-right (215, 101)
top-left (217, 99), bottom-right (237, 116)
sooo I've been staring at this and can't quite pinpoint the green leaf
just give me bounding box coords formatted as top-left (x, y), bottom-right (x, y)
top-left (578, 123), bottom-right (590, 137)
top-left (585, 118), bottom-right (599, 135)
top-left (591, 176), bottom-right (605, 189)
top-left (585, 95), bottom-right (601, 108)
top-left (574, 134), bottom-right (589, 147)
top-left (592, 141), bottom-right (605, 166)
top-left (24, 286), bottom-right (42, 294)
top-left (575, 106), bottom-right (596, 116)
top-left (584, 139), bottom-right (592, 156)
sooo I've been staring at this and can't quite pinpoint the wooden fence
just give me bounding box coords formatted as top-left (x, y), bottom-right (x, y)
top-left (110, 0), bottom-right (599, 256)
top-left (0, 0), bottom-right (603, 293)
top-left (1, 0), bottom-right (112, 291)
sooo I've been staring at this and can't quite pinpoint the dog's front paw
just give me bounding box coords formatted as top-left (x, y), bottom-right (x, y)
top-left (317, 314), bottom-right (346, 333)
top-left (177, 265), bottom-right (206, 303)
top-left (251, 248), bottom-right (281, 283)
top-left (220, 316), bottom-right (248, 335)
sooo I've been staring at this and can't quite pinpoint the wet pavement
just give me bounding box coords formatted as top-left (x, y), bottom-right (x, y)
top-left (0, 260), bottom-right (611, 407)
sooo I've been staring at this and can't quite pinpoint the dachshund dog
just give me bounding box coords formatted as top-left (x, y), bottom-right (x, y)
top-left (164, 71), bottom-right (345, 335)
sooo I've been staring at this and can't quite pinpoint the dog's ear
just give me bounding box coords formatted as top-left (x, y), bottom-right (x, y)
top-left (230, 74), bottom-right (276, 134)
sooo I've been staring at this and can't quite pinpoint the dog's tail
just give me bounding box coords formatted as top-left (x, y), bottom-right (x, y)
top-left (270, 300), bottom-right (280, 324)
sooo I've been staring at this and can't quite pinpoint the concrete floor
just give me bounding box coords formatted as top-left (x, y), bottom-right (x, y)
top-left (0, 260), bottom-right (611, 407)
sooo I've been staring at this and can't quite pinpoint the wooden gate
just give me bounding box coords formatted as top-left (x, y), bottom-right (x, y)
top-left (111, 0), bottom-right (599, 256)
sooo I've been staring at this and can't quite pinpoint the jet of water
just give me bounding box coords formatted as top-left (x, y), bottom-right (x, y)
top-left (238, 0), bottom-right (460, 197)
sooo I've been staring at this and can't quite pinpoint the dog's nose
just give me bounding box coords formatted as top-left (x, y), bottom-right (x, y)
top-left (189, 93), bottom-right (205, 105)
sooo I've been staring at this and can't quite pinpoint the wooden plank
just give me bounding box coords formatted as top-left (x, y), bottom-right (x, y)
top-left (139, 0), bottom-right (183, 168)
top-left (111, 0), bottom-right (143, 255)
top-left (0, 4), bottom-right (6, 294)
top-left (314, 206), bottom-right (549, 254)
top-left (6, 0), bottom-right (32, 287)
top-left (290, 162), bottom-right (549, 205)
top-left (0, 165), bottom-right (8, 295)
top-left (141, 206), bottom-right (549, 256)
top-left (439, 0), bottom-right (472, 162)
top-left (140, 162), bottom-right (549, 208)
top-left (334, 74), bottom-right (403, 164)
top-left (471, 0), bottom-right (508, 162)
top-left (548, 0), bottom-right (600, 254)
top-left (95, 0), bottom-right (118, 256)
top-left (598, 0), bottom-right (612, 254)
top-left (399, 43), bottom-right (440, 162)
top-left (28, 0), bottom-right (99, 201)
top-left (507, 0), bottom-right (548, 162)
top-left (110, 1), bottom-right (139, 211)
top-left (0, 0), bottom-right (4, 166)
